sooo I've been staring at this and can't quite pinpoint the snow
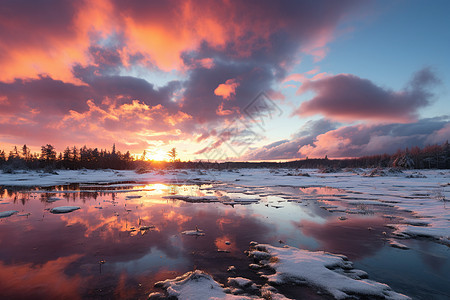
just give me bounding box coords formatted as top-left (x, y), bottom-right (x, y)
top-left (151, 241), bottom-right (412, 299)
top-left (0, 210), bottom-right (19, 218)
top-left (49, 206), bottom-right (81, 214)
top-left (248, 243), bottom-right (411, 300)
top-left (153, 270), bottom-right (290, 300)
top-left (227, 277), bottom-right (253, 288)
top-left (154, 270), bottom-right (255, 300)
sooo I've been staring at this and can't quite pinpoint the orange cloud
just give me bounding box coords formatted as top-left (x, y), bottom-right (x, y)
top-left (214, 79), bottom-right (240, 100)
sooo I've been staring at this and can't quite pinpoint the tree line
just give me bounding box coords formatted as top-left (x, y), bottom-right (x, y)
top-left (0, 144), bottom-right (134, 171)
top-left (0, 141), bottom-right (449, 171)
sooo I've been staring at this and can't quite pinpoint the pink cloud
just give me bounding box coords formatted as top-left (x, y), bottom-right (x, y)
top-left (244, 117), bottom-right (450, 160)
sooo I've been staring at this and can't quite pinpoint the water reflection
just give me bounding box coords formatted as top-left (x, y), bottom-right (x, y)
top-left (298, 216), bottom-right (390, 260)
top-left (0, 255), bottom-right (83, 300)
top-left (0, 184), bottom-right (275, 298)
top-left (0, 183), bottom-right (449, 299)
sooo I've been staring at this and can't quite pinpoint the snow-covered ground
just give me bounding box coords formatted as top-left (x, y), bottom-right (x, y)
top-left (1, 168), bottom-right (448, 245)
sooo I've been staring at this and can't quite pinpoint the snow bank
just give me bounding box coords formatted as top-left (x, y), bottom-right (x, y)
top-left (248, 243), bottom-right (410, 300)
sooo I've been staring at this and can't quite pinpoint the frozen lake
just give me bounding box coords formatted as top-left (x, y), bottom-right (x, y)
top-left (0, 169), bottom-right (449, 299)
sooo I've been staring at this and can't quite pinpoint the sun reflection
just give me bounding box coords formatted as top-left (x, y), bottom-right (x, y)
top-left (142, 183), bottom-right (168, 194)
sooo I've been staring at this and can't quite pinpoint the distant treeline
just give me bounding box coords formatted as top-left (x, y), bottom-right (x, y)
top-left (0, 141), bottom-right (449, 171)
top-left (0, 144), bottom-right (134, 171)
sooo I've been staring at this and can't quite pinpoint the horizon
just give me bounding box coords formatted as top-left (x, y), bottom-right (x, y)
top-left (0, 1), bottom-right (449, 161)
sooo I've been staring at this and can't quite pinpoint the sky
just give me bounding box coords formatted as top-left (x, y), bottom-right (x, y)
top-left (0, 0), bottom-right (449, 161)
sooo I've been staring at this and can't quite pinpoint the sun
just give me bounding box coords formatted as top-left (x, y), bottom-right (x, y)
top-left (145, 149), bottom-right (167, 161)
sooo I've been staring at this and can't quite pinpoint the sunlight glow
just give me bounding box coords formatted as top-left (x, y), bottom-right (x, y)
top-left (145, 149), bottom-right (167, 161)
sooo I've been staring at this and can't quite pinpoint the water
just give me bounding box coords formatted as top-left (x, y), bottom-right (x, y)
top-left (0, 183), bottom-right (449, 299)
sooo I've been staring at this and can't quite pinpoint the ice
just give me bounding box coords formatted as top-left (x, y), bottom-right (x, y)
top-left (163, 195), bottom-right (219, 202)
top-left (139, 225), bottom-right (155, 230)
top-left (46, 196), bottom-right (62, 202)
top-left (248, 243), bottom-right (410, 300)
top-left (125, 195), bottom-right (142, 200)
top-left (0, 210), bottom-right (19, 218)
top-left (388, 239), bottom-right (410, 250)
top-left (181, 227), bottom-right (205, 236)
top-left (162, 195), bottom-right (190, 200)
top-left (49, 206), bottom-right (81, 214)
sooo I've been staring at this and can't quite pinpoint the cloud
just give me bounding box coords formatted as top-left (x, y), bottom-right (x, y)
top-left (0, 1), bottom-right (375, 154)
top-left (244, 116), bottom-right (450, 160)
top-left (298, 116), bottom-right (449, 158)
top-left (243, 119), bottom-right (338, 160)
top-left (111, 0), bottom-right (365, 70)
top-left (0, 0), bottom-right (365, 82)
top-left (295, 68), bottom-right (440, 123)
top-left (214, 79), bottom-right (240, 100)
top-left (0, 72), bottom-right (189, 151)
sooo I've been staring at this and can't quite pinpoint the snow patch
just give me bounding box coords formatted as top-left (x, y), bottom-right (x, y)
top-left (248, 243), bottom-right (410, 300)
top-left (154, 270), bottom-right (255, 299)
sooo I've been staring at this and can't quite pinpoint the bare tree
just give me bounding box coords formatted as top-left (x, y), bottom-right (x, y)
top-left (168, 148), bottom-right (177, 162)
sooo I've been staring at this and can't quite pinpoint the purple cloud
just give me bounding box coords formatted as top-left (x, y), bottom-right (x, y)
top-left (295, 68), bottom-right (440, 122)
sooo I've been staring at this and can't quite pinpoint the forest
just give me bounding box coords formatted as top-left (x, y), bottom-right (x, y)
top-left (0, 141), bottom-right (449, 171)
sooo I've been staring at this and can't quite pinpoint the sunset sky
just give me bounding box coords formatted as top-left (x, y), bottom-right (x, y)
top-left (0, 0), bottom-right (449, 161)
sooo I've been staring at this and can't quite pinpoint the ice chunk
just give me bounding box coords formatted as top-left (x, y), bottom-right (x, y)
top-left (182, 226), bottom-right (205, 236)
top-left (162, 195), bottom-right (190, 200)
top-left (140, 225), bottom-right (155, 231)
top-left (0, 210), bottom-right (19, 218)
top-left (46, 197), bottom-right (62, 202)
top-left (125, 195), bottom-right (142, 199)
top-left (50, 206), bottom-right (81, 214)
